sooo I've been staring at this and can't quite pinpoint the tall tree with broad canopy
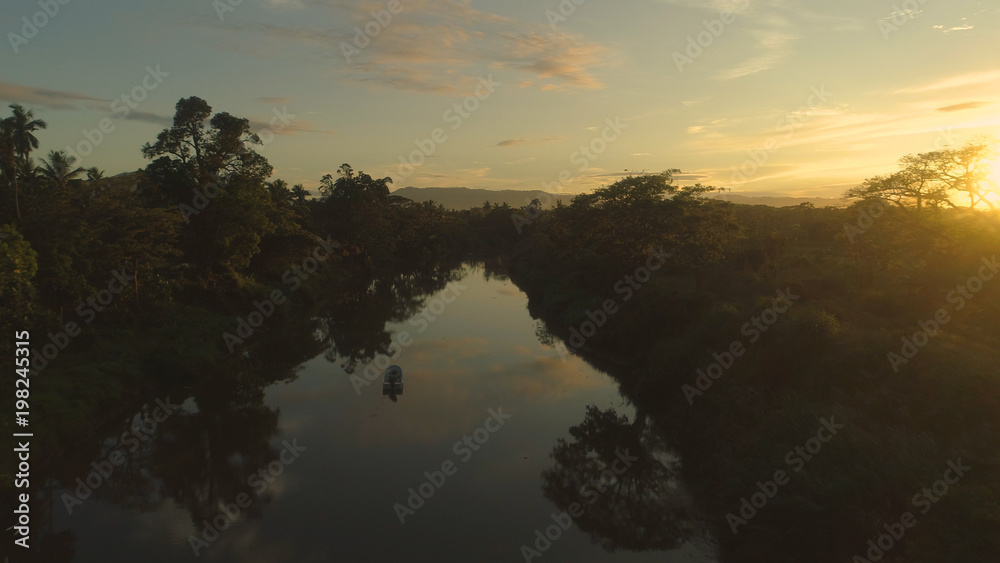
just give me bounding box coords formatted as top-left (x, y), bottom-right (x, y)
top-left (140, 97), bottom-right (310, 284)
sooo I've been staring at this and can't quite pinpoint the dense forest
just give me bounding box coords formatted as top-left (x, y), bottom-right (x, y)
top-left (2, 97), bottom-right (999, 562)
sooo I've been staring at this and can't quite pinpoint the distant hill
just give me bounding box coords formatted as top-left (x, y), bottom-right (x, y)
top-left (392, 186), bottom-right (846, 209)
top-left (711, 193), bottom-right (845, 208)
top-left (391, 187), bottom-right (573, 209)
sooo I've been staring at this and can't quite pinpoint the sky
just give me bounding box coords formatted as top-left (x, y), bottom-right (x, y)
top-left (2, 0), bottom-right (999, 198)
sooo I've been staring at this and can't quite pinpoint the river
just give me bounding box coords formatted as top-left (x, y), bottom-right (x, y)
top-left (44, 263), bottom-right (716, 562)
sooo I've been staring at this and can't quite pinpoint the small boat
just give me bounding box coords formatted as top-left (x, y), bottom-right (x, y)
top-left (383, 365), bottom-right (403, 396)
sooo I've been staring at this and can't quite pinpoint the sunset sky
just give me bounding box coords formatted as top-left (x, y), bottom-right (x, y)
top-left (2, 0), bottom-right (999, 197)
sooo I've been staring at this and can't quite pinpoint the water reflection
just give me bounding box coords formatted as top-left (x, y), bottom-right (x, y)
top-left (33, 261), bottom-right (712, 562)
top-left (542, 405), bottom-right (698, 552)
top-left (383, 365), bottom-right (404, 402)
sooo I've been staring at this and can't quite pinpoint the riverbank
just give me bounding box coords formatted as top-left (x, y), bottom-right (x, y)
top-left (507, 200), bottom-right (1000, 563)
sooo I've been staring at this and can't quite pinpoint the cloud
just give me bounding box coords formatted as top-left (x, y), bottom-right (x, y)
top-left (247, 117), bottom-right (335, 136)
top-left (215, 0), bottom-right (612, 94)
top-left (716, 27), bottom-right (797, 80)
top-left (936, 101), bottom-right (993, 113)
top-left (896, 70), bottom-right (1000, 94)
top-left (496, 137), bottom-right (562, 147)
top-left (122, 110), bottom-right (173, 126)
top-left (933, 24), bottom-right (974, 33)
top-left (0, 81), bottom-right (107, 110)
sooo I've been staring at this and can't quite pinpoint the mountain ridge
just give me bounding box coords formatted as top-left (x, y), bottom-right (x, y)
top-left (391, 186), bottom-right (845, 209)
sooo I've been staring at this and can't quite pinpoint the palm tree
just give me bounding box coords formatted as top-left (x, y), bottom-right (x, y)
top-left (0, 124), bottom-right (18, 218)
top-left (2, 104), bottom-right (47, 219)
top-left (290, 184), bottom-right (310, 205)
top-left (4, 104), bottom-right (47, 162)
top-left (2, 104), bottom-right (49, 219)
top-left (86, 167), bottom-right (105, 182)
top-left (36, 150), bottom-right (83, 191)
top-left (265, 178), bottom-right (291, 205)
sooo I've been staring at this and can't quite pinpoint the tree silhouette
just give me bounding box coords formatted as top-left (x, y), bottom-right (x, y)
top-left (1, 103), bottom-right (48, 219)
top-left (541, 405), bottom-right (697, 552)
top-left (36, 150), bottom-right (84, 191)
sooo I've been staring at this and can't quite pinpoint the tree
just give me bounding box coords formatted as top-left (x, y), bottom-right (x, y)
top-left (314, 165), bottom-right (395, 266)
top-left (1, 104), bottom-right (48, 219)
top-left (934, 139), bottom-right (997, 209)
top-left (541, 406), bottom-right (696, 551)
top-left (556, 171), bottom-right (736, 289)
top-left (86, 167), bottom-right (105, 182)
top-left (290, 184), bottom-right (310, 205)
top-left (265, 179), bottom-right (291, 206)
top-left (141, 97), bottom-right (272, 186)
top-left (318, 163), bottom-right (390, 203)
top-left (0, 124), bottom-right (17, 221)
top-left (846, 140), bottom-right (998, 211)
top-left (0, 224), bottom-right (38, 335)
top-left (139, 98), bottom-right (303, 283)
top-left (36, 150), bottom-right (84, 191)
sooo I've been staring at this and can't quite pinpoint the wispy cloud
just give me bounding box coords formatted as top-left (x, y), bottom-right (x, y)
top-left (213, 0), bottom-right (612, 94)
top-left (933, 24), bottom-right (974, 33)
top-left (717, 26), bottom-right (797, 80)
top-left (248, 117), bottom-right (335, 136)
top-left (936, 101), bottom-right (993, 112)
top-left (122, 111), bottom-right (173, 126)
top-left (0, 81), bottom-right (106, 110)
top-left (496, 137), bottom-right (562, 147)
top-left (896, 70), bottom-right (1000, 94)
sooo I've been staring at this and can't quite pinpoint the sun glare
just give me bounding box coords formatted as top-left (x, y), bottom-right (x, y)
top-left (979, 155), bottom-right (1000, 209)
top-left (989, 156), bottom-right (1000, 186)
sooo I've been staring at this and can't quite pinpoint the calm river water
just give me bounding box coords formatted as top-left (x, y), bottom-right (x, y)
top-left (47, 264), bottom-right (716, 562)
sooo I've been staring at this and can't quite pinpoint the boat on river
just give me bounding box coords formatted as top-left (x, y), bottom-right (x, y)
top-left (383, 365), bottom-right (403, 396)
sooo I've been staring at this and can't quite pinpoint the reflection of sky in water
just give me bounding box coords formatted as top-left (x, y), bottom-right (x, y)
top-left (51, 266), bottom-right (713, 562)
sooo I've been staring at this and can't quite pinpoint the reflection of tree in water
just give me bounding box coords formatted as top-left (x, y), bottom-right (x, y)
top-left (155, 321), bottom-right (322, 525)
top-left (33, 322), bottom-right (321, 555)
top-left (154, 372), bottom-right (282, 526)
top-left (542, 405), bottom-right (698, 552)
top-left (32, 263), bottom-right (468, 556)
top-left (316, 263), bottom-right (465, 373)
